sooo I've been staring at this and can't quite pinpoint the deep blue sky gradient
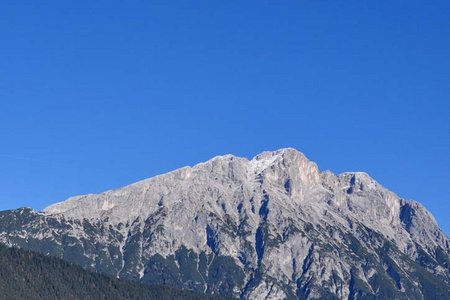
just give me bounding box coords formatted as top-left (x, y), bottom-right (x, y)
top-left (1, 1), bottom-right (450, 234)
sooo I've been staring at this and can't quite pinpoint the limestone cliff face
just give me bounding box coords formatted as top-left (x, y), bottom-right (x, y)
top-left (1, 148), bottom-right (449, 299)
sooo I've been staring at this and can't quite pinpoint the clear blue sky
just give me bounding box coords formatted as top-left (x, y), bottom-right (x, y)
top-left (1, 1), bottom-right (449, 234)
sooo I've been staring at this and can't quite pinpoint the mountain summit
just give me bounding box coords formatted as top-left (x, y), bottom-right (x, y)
top-left (1, 148), bottom-right (449, 299)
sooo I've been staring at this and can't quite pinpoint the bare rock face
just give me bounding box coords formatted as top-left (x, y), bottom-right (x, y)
top-left (1, 148), bottom-right (449, 299)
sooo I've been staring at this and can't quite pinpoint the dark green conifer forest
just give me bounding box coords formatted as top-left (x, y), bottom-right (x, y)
top-left (0, 244), bottom-right (228, 300)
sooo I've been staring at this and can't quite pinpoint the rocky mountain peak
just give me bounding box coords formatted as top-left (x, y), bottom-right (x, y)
top-left (43, 148), bottom-right (321, 221)
top-left (4, 147), bottom-right (449, 299)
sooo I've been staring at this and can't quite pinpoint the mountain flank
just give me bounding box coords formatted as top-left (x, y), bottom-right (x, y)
top-left (1, 148), bottom-right (449, 299)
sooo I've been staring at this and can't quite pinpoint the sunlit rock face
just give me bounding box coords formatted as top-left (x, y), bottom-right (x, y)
top-left (1, 148), bottom-right (449, 299)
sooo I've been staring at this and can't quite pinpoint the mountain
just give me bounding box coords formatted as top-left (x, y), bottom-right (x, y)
top-left (0, 148), bottom-right (449, 299)
top-left (0, 244), bottom-right (228, 300)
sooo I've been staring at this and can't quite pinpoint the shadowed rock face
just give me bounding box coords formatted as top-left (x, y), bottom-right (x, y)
top-left (1, 148), bottom-right (449, 299)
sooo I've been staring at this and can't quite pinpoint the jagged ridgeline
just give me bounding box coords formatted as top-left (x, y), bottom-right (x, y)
top-left (0, 148), bottom-right (449, 299)
top-left (0, 244), bottom-right (229, 300)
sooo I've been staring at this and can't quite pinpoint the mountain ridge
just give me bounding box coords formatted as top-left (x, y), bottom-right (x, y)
top-left (1, 148), bottom-right (449, 299)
